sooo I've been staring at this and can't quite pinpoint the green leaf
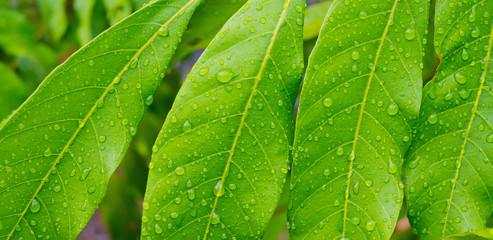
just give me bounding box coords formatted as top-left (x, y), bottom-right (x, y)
top-left (103, 0), bottom-right (133, 25)
top-left (172, 0), bottom-right (247, 62)
top-left (302, 0), bottom-right (331, 40)
top-left (0, 63), bottom-right (29, 120)
top-left (404, 1), bottom-right (493, 239)
top-left (0, 0), bottom-right (200, 239)
top-left (38, 0), bottom-right (68, 43)
top-left (445, 229), bottom-right (493, 240)
top-left (141, 0), bottom-right (305, 238)
top-left (74, 0), bottom-right (97, 45)
top-left (289, 0), bottom-right (429, 239)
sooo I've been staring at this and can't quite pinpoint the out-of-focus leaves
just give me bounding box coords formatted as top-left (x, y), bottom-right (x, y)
top-left (0, 8), bottom-right (57, 87)
top-left (0, 63), bottom-right (29, 120)
top-left (262, 177), bottom-right (290, 240)
top-left (132, 0), bottom-right (150, 9)
top-left (303, 1), bottom-right (330, 40)
top-left (100, 174), bottom-right (143, 240)
top-left (74, 0), bottom-right (97, 45)
top-left (172, 0), bottom-right (247, 62)
top-left (103, 0), bottom-right (133, 25)
top-left (38, 0), bottom-right (68, 43)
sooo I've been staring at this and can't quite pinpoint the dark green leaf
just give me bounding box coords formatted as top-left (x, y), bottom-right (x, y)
top-left (404, 1), bottom-right (493, 239)
top-left (141, 0), bottom-right (304, 238)
top-left (289, 0), bottom-right (429, 239)
top-left (0, 0), bottom-right (200, 239)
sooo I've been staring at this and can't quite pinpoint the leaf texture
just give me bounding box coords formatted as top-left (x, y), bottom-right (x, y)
top-left (404, 0), bottom-right (493, 239)
top-left (141, 0), bottom-right (305, 238)
top-left (0, 0), bottom-right (200, 239)
top-left (289, 0), bottom-right (429, 239)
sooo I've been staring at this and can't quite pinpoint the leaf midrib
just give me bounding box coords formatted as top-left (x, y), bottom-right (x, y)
top-left (201, 1), bottom-right (293, 239)
top-left (441, 24), bottom-right (493, 239)
top-left (5, 1), bottom-right (199, 238)
top-left (341, 0), bottom-right (399, 237)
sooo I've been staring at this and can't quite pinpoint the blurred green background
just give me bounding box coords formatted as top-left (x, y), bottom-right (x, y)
top-left (0, 0), bottom-right (422, 239)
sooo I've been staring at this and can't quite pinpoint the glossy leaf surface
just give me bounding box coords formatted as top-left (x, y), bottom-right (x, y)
top-left (289, 0), bottom-right (429, 239)
top-left (404, 0), bottom-right (493, 239)
top-left (142, 0), bottom-right (304, 238)
top-left (0, 0), bottom-right (200, 239)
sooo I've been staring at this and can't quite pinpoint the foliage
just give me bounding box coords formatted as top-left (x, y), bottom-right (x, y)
top-left (0, 0), bottom-right (492, 240)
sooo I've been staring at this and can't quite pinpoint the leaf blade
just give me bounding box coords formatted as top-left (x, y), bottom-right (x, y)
top-left (141, 0), bottom-right (305, 238)
top-left (404, 1), bottom-right (493, 239)
top-left (289, 0), bottom-right (429, 239)
top-left (0, 1), bottom-right (200, 239)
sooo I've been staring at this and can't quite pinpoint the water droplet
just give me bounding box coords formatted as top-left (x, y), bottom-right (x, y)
top-left (487, 134), bottom-right (493, 143)
top-left (336, 147), bottom-right (344, 156)
top-left (98, 135), bottom-right (106, 143)
top-left (187, 189), bottom-right (196, 200)
top-left (211, 212), bottom-right (220, 224)
top-left (365, 221), bottom-right (376, 231)
top-left (351, 51), bottom-right (360, 60)
top-left (427, 114), bottom-right (438, 124)
top-left (455, 73), bottom-right (467, 84)
top-left (145, 95), bottom-right (154, 105)
top-left (30, 198), bottom-right (40, 213)
top-left (199, 67), bottom-right (209, 76)
top-left (170, 212), bottom-right (179, 219)
top-left (461, 49), bottom-right (469, 61)
top-left (405, 28), bottom-right (415, 40)
top-left (386, 103), bottom-right (399, 116)
top-left (323, 98), bottom-right (333, 108)
top-left (182, 121), bottom-right (192, 132)
top-left (159, 27), bottom-right (169, 37)
top-left (216, 69), bottom-right (233, 83)
top-left (44, 148), bottom-right (52, 157)
top-left (154, 223), bottom-right (163, 234)
top-left (388, 159), bottom-right (397, 174)
top-left (175, 167), bottom-right (185, 176)
top-left (213, 180), bottom-right (223, 197)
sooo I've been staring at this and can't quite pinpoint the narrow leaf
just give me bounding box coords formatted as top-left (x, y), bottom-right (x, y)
top-left (404, 1), bottom-right (493, 239)
top-left (38, 0), bottom-right (68, 43)
top-left (141, 0), bottom-right (305, 238)
top-left (74, 0), bottom-right (97, 45)
top-left (289, 0), bottom-right (429, 239)
top-left (0, 0), bottom-right (200, 239)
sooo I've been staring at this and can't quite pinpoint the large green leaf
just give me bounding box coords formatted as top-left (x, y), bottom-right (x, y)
top-left (404, 0), bottom-right (493, 239)
top-left (289, 0), bottom-right (429, 239)
top-left (0, 0), bottom-right (200, 239)
top-left (141, 0), bottom-right (304, 238)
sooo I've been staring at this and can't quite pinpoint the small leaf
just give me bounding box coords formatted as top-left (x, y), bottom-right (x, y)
top-left (0, 0), bottom-right (200, 239)
top-left (303, 0), bottom-right (331, 40)
top-left (141, 0), bottom-right (304, 238)
top-left (289, 0), bottom-right (429, 239)
top-left (74, 0), bottom-right (97, 45)
top-left (405, 1), bottom-right (493, 239)
top-left (38, 0), bottom-right (68, 43)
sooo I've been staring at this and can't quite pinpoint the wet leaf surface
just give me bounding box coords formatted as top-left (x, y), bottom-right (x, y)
top-left (289, 0), bottom-right (429, 239)
top-left (0, 0), bottom-right (200, 239)
top-left (141, 0), bottom-right (304, 238)
top-left (404, 0), bottom-right (493, 239)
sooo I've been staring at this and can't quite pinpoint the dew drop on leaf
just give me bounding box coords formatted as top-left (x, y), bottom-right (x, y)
top-left (323, 98), bottom-right (333, 108)
top-left (454, 73), bottom-right (467, 85)
top-left (216, 69), bottom-right (233, 83)
top-left (199, 66), bottom-right (209, 76)
top-left (182, 121), bottom-right (192, 132)
top-left (30, 198), bottom-right (40, 213)
top-left (405, 28), bottom-right (415, 40)
top-left (386, 103), bottom-right (399, 116)
top-left (427, 114), bottom-right (438, 124)
top-left (351, 51), bottom-right (360, 60)
top-left (365, 221), bottom-right (376, 231)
